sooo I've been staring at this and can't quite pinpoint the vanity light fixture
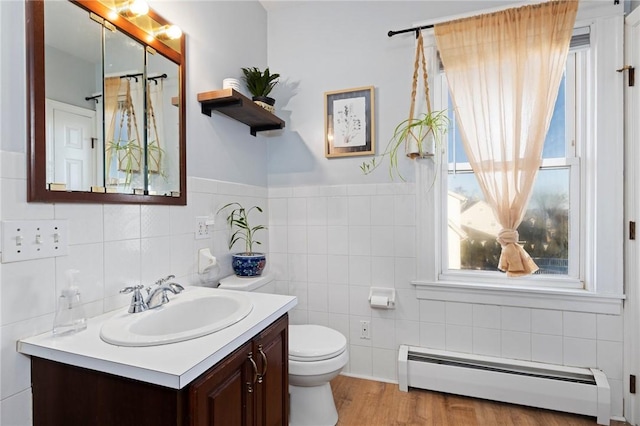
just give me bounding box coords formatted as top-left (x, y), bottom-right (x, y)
top-left (154, 24), bottom-right (182, 41)
top-left (117, 0), bottom-right (149, 18)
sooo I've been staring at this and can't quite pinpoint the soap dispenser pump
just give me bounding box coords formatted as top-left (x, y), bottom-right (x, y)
top-left (53, 269), bottom-right (87, 336)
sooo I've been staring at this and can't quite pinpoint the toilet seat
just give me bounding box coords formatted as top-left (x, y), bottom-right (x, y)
top-left (289, 325), bottom-right (347, 362)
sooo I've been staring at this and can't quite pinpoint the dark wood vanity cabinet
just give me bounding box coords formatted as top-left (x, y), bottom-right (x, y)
top-left (30, 314), bottom-right (288, 426)
top-left (190, 314), bottom-right (289, 426)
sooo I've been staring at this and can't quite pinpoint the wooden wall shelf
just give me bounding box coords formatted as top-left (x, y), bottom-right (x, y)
top-left (197, 88), bottom-right (285, 136)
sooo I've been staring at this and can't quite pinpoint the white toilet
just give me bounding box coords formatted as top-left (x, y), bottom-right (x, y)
top-left (218, 273), bottom-right (349, 426)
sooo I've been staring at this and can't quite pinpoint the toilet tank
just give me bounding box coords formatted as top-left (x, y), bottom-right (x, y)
top-left (218, 273), bottom-right (275, 293)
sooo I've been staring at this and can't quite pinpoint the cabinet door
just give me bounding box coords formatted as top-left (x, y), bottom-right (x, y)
top-left (253, 314), bottom-right (289, 426)
top-left (190, 341), bottom-right (255, 426)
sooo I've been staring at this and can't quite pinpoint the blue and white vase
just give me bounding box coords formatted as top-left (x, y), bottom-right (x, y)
top-left (232, 253), bottom-right (266, 277)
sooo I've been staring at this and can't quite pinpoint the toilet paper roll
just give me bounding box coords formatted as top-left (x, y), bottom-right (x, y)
top-left (370, 295), bottom-right (389, 308)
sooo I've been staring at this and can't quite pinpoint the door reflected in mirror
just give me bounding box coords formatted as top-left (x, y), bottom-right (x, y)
top-left (44, 0), bottom-right (102, 191)
top-left (29, 0), bottom-right (186, 205)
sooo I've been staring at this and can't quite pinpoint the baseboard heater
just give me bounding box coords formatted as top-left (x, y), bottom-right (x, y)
top-left (398, 345), bottom-right (610, 425)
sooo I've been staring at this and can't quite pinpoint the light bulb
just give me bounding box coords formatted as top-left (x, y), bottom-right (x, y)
top-left (155, 24), bottom-right (182, 40)
top-left (118, 0), bottom-right (148, 18)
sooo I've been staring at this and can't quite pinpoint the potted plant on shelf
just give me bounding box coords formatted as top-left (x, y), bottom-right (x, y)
top-left (217, 202), bottom-right (267, 277)
top-left (241, 67), bottom-right (280, 113)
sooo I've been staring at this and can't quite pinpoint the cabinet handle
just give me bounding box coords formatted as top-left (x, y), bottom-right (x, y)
top-left (247, 352), bottom-right (258, 393)
top-left (257, 345), bottom-right (268, 384)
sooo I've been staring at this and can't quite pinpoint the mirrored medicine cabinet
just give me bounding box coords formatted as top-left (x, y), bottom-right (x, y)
top-left (26, 0), bottom-right (186, 205)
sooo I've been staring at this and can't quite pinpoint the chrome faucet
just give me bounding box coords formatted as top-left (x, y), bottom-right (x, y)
top-left (146, 275), bottom-right (184, 309)
top-left (120, 285), bottom-right (148, 313)
top-left (120, 275), bottom-right (184, 313)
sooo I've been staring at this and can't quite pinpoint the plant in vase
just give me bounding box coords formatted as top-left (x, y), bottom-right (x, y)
top-left (360, 31), bottom-right (449, 187)
top-left (217, 202), bottom-right (267, 277)
top-left (360, 110), bottom-right (449, 182)
top-left (240, 66), bottom-right (280, 113)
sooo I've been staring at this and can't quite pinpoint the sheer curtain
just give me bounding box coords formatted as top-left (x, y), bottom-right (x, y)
top-left (103, 76), bottom-right (121, 183)
top-left (434, 0), bottom-right (578, 277)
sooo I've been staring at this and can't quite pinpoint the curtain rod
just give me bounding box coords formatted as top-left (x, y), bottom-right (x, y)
top-left (388, 25), bottom-right (432, 38)
top-left (84, 74), bottom-right (168, 103)
top-left (389, 0), bottom-right (619, 38)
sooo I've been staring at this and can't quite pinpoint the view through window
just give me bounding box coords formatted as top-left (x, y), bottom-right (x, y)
top-left (445, 68), bottom-right (576, 277)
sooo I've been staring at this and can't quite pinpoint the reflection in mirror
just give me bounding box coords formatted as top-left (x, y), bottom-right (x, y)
top-left (104, 26), bottom-right (145, 193)
top-left (44, 0), bottom-right (102, 191)
top-left (147, 53), bottom-right (180, 196)
top-left (28, 0), bottom-right (186, 205)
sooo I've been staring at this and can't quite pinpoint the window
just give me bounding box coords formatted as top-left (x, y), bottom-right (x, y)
top-left (415, 11), bottom-right (624, 314)
top-left (435, 38), bottom-right (589, 288)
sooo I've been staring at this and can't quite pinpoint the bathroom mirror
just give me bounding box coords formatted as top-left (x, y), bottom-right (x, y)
top-left (26, 0), bottom-right (186, 205)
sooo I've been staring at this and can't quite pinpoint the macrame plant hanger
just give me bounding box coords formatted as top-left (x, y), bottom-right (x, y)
top-left (406, 30), bottom-right (434, 159)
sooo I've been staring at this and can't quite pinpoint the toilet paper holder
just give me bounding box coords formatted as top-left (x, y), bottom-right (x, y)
top-left (368, 287), bottom-right (396, 309)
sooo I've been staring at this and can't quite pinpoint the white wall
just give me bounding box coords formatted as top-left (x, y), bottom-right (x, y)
top-left (151, 0), bottom-right (274, 186)
top-left (265, 0), bottom-right (626, 420)
top-left (265, 1), bottom-right (506, 187)
top-left (0, 1), bottom-right (271, 424)
top-left (267, 181), bottom-right (625, 418)
top-left (0, 0), bottom-right (631, 423)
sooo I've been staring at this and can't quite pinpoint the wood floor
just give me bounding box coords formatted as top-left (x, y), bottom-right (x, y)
top-left (331, 375), bottom-right (631, 426)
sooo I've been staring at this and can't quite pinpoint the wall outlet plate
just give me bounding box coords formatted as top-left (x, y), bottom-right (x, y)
top-left (195, 216), bottom-right (211, 240)
top-left (360, 320), bottom-right (371, 339)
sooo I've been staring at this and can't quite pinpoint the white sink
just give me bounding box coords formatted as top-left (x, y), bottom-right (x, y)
top-left (100, 287), bottom-right (253, 347)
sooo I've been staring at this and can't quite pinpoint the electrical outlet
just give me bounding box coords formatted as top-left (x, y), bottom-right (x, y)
top-left (360, 320), bottom-right (370, 339)
top-left (195, 216), bottom-right (211, 240)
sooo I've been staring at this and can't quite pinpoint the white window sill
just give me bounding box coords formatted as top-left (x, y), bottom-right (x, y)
top-left (411, 279), bottom-right (625, 315)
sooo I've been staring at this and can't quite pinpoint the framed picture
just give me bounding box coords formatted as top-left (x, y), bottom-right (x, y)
top-left (324, 86), bottom-right (375, 158)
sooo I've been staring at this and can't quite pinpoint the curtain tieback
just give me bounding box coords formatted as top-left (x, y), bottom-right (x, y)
top-left (497, 229), bottom-right (519, 246)
top-left (496, 228), bottom-right (539, 277)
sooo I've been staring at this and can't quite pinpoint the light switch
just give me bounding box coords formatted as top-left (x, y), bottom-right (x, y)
top-left (1, 220), bottom-right (68, 263)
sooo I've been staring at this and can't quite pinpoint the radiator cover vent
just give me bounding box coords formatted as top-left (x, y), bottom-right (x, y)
top-left (398, 345), bottom-right (610, 425)
top-left (407, 351), bottom-right (596, 385)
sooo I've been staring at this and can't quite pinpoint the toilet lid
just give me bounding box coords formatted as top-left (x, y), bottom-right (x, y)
top-left (289, 325), bottom-right (347, 362)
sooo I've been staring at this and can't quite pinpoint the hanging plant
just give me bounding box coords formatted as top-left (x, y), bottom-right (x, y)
top-left (360, 31), bottom-right (449, 182)
top-left (105, 79), bottom-right (143, 187)
top-left (106, 138), bottom-right (142, 186)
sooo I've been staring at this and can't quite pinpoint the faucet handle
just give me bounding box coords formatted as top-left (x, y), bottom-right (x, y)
top-left (120, 284), bottom-right (144, 294)
top-left (154, 275), bottom-right (176, 286)
top-left (119, 285), bottom-right (148, 313)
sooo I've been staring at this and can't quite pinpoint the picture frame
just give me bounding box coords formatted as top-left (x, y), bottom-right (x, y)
top-left (324, 86), bottom-right (375, 158)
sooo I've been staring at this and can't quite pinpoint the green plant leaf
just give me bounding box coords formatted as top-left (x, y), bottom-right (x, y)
top-left (241, 67), bottom-right (280, 97)
top-left (217, 202), bottom-right (267, 253)
top-left (361, 110), bottom-right (450, 183)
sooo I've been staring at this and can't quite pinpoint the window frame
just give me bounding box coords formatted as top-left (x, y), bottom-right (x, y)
top-left (413, 12), bottom-right (625, 315)
top-left (438, 50), bottom-right (584, 288)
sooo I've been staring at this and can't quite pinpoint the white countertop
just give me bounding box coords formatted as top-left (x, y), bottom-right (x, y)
top-left (18, 287), bottom-right (297, 389)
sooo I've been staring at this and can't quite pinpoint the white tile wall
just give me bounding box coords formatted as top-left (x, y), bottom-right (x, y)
top-left (531, 333), bottom-right (563, 364)
top-left (473, 327), bottom-right (501, 357)
top-left (0, 155), bottom-right (270, 423)
top-left (1, 170), bottom-right (627, 422)
top-left (268, 182), bottom-right (626, 419)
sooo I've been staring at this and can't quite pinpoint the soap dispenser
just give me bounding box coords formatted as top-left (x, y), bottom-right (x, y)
top-left (53, 269), bottom-right (87, 336)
